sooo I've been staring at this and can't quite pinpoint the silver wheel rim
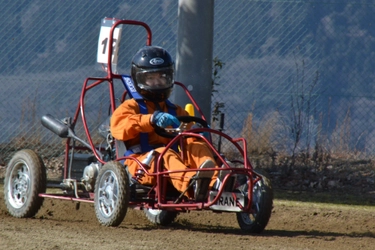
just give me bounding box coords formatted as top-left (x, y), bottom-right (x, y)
top-left (147, 209), bottom-right (162, 216)
top-left (97, 170), bottom-right (119, 218)
top-left (8, 160), bottom-right (31, 209)
top-left (240, 179), bottom-right (262, 224)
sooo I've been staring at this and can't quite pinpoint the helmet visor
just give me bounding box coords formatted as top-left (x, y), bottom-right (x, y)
top-left (136, 68), bottom-right (174, 90)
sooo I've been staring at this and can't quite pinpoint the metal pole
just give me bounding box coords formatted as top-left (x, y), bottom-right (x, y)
top-left (173, 0), bottom-right (214, 123)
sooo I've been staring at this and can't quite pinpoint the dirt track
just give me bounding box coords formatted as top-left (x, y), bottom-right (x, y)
top-left (1, 184), bottom-right (375, 250)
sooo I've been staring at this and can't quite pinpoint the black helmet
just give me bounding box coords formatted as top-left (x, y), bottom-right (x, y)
top-left (131, 46), bottom-right (174, 102)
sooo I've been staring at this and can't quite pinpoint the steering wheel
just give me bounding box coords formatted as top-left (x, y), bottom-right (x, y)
top-left (154, 116), bottom-right (208, 138)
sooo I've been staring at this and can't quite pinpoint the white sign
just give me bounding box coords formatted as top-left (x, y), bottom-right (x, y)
top-left (97, 19), bottom-right (122, 65)
top-left (209, 191), bottom-right (245, 212)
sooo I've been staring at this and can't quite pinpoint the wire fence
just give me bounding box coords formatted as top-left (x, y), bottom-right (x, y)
top-left (1, 0), bottom-right (375, 168)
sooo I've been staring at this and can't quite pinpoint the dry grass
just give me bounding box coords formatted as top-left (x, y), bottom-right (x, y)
top-left (240, 109), bottom-right (371, 170)
top-left (241, 112), bottom-right (276, 155)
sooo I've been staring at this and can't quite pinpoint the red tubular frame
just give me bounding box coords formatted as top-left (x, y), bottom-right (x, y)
top-left (39, 19), bottom-right (261, 214)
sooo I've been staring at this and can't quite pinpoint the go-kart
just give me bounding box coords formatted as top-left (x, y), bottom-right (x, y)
top-left (3, 18), bottom-right (273, 233)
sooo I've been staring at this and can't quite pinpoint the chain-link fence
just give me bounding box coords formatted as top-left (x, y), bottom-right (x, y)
top-left (213, 0), bottom-right (375, 164)
top-left (1, 0), bottom-right (375, 168)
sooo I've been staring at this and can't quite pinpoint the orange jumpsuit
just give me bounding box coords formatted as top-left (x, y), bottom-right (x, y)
top-left (110, 98), bottom-right (217, 195)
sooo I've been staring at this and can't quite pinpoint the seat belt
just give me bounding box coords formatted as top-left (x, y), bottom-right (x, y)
top-left (121, 75), bottom-right (179, 155)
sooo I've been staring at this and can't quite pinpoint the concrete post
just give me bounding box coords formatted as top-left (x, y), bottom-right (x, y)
top-left (173, 0), bottom-right (214, 123)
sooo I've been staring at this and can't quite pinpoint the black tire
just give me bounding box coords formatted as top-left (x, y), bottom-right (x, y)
top-left (236, 168), bottom-right (273, 233)
top-left (4, 149), bottom-right (47, 218)
top-left (144, 209), bottom-right (178, 226)
top-left (94, 161), bottom-right (130, 227)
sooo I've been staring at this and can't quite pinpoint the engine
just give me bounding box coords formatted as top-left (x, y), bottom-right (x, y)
top-left (81, 162), bottom-right (100, 191)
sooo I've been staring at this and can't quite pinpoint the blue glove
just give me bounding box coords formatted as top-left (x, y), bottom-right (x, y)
top-left (151, 111), bottom-right (180, 128)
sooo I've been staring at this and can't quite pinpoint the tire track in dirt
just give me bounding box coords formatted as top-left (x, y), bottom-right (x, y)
top-left (1, 184), bottom-right (375, 250)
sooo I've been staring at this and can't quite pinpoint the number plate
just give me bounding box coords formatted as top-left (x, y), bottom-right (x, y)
top-left (97, 18), bottom-right (123, 65)
top-left (209, 191), bottom-right (245, 212)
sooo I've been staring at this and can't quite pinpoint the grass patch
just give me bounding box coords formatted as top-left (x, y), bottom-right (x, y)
top-left (274, 188), bottom-right (375, 207)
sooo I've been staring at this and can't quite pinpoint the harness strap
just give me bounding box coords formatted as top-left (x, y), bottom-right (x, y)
top-left (135, 98), bottom-right (179, 154)
top-left (121, 75), bottom-right (179, 156)
top-left (137, 99), bottom-right (153, 153)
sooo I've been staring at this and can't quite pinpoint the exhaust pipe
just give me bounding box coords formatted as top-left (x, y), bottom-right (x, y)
top-left (41, 114), bottom-right (70, 138)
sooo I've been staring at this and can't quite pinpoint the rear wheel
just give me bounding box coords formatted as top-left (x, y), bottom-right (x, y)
top-left (4, 149), bottom-right (46, 218)
top-left (144, 209), bottom-right (178, 226)
top-left (94, 161), bottom-right (130, 227)
top-left (236, 169), bottom-right (273, 233)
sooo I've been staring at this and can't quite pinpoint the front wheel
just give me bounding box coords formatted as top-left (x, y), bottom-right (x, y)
top-left (144, 209), bottom-right (178, 226)
top-left (94, 161), bottom-right (130, 227)
top-left (236, 169), bottom-right (273, 233)
top-left (4, 149), bottom-right (47, 218)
